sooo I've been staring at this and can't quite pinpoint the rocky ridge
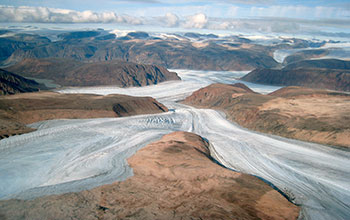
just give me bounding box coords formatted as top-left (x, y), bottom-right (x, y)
top-left (6, 58), bottom-right (180, 87)
top-left (241, 60), bottom-right (350, 92)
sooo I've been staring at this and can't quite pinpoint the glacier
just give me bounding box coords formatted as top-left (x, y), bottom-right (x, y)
top-left (0, 69), bottom-right (349, 220)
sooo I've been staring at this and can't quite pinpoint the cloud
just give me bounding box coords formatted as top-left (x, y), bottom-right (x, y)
top-left (0, 5), bottom-right (142, 24)
top-left (1, 5), bottom-right (349, 38)
top-left (183, 13), bottom-right (208, 29)
top-left (164, 13), bottom-right (179, 27)
top-left (204, 16), bottom-right (350, 37)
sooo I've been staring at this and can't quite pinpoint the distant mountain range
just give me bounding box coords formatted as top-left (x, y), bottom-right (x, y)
top-left (241, 59), bottom-right (350, 92)
top-left (6, 58), bottom-right (180, 87)
top-left (282, 49), bottom-right (329, 65)
top-left (0, 30), bottom-right (281, 71)
top-left (283, 58), bottom-right (350, 70)
top-left (2, 30), bottom-right (349, 91)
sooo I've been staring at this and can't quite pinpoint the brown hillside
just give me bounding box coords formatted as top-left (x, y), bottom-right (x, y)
top-left (184, 84), bottom-right (350, 148)
top-left (0, 91), bottom-right (168, 139)
top-left (241, 67), bottom-right (350, 92)
top-left (6, 58), bottom-right (180, 87)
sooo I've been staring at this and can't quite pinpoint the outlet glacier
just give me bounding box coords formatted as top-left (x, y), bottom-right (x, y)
top-left (0, 70), bottom-right (349, 220)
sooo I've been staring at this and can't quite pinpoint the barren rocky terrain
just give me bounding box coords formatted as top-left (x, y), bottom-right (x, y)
top-left (0, 31), bottom-right (279, 71)
top-left (5, 58), bottom-right (180, 87)
top-left (0, 131), bottom-right (300, 220)
top-left (184, 84), bottom-right (350, 148)
top-left (0, 91), bottom-right (168, 139)
top-left (0, 68), bottom-right (47, 95)
top-left (1, 30), bottom-right (349, 220)
top-left (241, 60), bottom-right (350, 92)
top-left (282, 49), bottom-right (329, 65)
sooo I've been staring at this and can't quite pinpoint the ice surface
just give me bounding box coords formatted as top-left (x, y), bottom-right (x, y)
top-left (0, 70), bottom-right (349, 219)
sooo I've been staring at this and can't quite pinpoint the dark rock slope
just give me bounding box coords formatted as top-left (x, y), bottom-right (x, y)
top-left (6, 58), bottom-right (180, 87)
top-left (283, 59), bottom-right (350, 70)
top-left (282, 49), bottom-right (329, 65)
top-left (241, 59), bottom-right (350, 92)
top-left (0, 68), bottom-right (46, 95)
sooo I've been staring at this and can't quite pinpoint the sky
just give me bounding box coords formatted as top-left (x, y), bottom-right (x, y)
top-left (0, 0), bottom-right (349, 37)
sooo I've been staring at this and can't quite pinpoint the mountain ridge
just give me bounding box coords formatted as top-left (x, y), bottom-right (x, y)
top-left (0, 68), bottom-right (47, 95)
top-left (6, 58), bottom-right (181, 87)
top-left (241, 59), bottom-right (350, 92)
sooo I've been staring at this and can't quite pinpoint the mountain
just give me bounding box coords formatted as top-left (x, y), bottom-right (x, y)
top-left (283, 59), bottom-right (350, 70)
top-left (184, 84), bottom-right (350, 148)
top-left (184, 32), bottom-right (219, 39)
top-left (0, 131), bottom-right (299, 219)
top-left (6, 58), bottom-right (180, 87)
top-left (95, 34), bottom-right (116, 41)
top-left (0, 33), bottom-right (51, 62)
top-left (282, 49), bottom-right (329, 65)
top-left (125, 31), bottom-right (150, 39)
top-left (0, 68), bottom-right (46, 95)
top-left (241, 61), bottom-right (350, 92)
top-left (184, 83), bottom-right (256, 107)
top-left (0, 91), bottom-right (168, 139)
top-left (58, 31), bottom-right (101, 40)
top-left (120, 40), bottom-right (278, 71)
top-left (1, 31), bottom-right (279, 71)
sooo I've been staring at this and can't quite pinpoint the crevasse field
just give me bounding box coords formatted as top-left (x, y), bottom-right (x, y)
top-left (0, 70), bottom-right (349, 220)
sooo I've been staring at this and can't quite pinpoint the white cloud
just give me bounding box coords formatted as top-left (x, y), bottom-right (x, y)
top-left (183, 13), bottom-right (208, 29)
top-left (0, 5), bottom-right (142, 24)
top-left (0, 5), bottom-right (349, 38)
top-left (164, 13), bottom-right (179, 27)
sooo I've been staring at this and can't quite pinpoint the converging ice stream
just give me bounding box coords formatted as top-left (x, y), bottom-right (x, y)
top-left (0, 70), bottom-right (349, 220)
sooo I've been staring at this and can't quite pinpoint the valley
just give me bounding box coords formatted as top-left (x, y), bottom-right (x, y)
top-left (0, 27), bottom-right (350, 220)
top-left (0, 70), bottom-right (349, 220)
